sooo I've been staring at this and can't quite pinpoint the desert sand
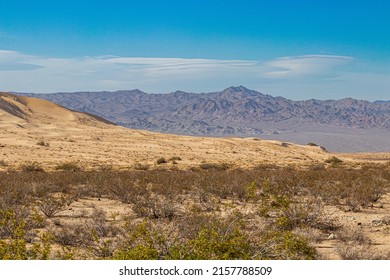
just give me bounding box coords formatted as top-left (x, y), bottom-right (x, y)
top-left (0, 91), bottom-right (345, 171)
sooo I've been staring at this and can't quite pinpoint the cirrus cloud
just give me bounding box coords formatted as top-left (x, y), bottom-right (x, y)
top-left (263, 55), bottom-right (354, 78)
top-left (0, 50), bottom-right (388, 100)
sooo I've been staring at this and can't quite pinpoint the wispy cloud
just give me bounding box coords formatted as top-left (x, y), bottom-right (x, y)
top-left (263, 55), bottom-right (354, 78)
top-left (0, 51), bottom-right (259, 92)
top-left (0, 50), bottom-right (388, 100)
top-left (0, 51), bottom-right (44, 71)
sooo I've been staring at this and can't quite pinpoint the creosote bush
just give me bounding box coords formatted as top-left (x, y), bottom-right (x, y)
top-left (0, 162), bottom-right (388, 260)
top-left (0, 210), bottom-right (51, 260)
top-left (38, 195), bottom-right (66, 218)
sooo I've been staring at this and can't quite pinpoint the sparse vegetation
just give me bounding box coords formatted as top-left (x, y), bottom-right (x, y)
top-left (199, 162), bottom-right (231, 170)
top-left (325, 156), bottom-right (343, 165)
top-left (0, 163), bottom-right (388, 259)
top-left (98, 164), bottom-right (112, 172)
top-left (156, 157), bottom-right (167, 164)
top-left (20, 161), bottom-right (45, 172)
top-left (55, 162), bottom-right (82, 172)
top-left (36, 140), bottom-right (49, 147)
top-left (169, 156), bottom-right (182, 161)
top-left (134, 163), bottom-right (150, 171)
top-left (38, 195), bottom-right (66, 218)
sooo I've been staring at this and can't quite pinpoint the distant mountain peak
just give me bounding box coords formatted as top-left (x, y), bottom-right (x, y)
top-left (115, 89), bottom-right (146, 94)
top-left (224, 85), bottom-right (251, 92)
top-left (219, 86), bottom-right (266, 100)
top-left (15, 87), bottom-right (390, 152)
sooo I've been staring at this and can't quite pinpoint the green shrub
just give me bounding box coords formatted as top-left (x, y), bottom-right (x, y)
top-left (272, 231), bottom-right (317, 260)
top-left (114, 222), bottom-right (166, 260)
top-left (0, 210), bottom-right (52, 260)
top-left (258, 180), bottom-right (290, 217)
top-left (244, 180), bottom-right (259, 202)
top-left (174, 227), bottom-right (252, 260)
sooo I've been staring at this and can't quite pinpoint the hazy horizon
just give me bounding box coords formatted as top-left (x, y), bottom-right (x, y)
top-left (1, 1), bottom-right (390, 101)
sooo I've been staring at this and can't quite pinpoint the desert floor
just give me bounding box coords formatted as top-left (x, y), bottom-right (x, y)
top-left (1, 92), bottom-right (390, 260)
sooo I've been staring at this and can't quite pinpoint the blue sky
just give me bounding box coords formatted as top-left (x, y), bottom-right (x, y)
top-left (0, 0), bottom-right (389, 100)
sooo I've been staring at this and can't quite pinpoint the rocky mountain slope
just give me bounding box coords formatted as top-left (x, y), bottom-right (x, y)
top-left (18, 86), bottom-right (390, 152)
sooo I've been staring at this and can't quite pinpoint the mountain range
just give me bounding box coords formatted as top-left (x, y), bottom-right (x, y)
top-left (19, 86), bottom-right (390, 152)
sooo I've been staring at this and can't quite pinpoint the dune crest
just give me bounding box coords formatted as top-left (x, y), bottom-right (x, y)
top-left (0, 92), bottom-right (114, 128)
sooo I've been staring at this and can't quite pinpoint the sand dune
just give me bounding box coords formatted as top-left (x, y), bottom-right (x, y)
top-left (1, 92), bottom-right (113, 127)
